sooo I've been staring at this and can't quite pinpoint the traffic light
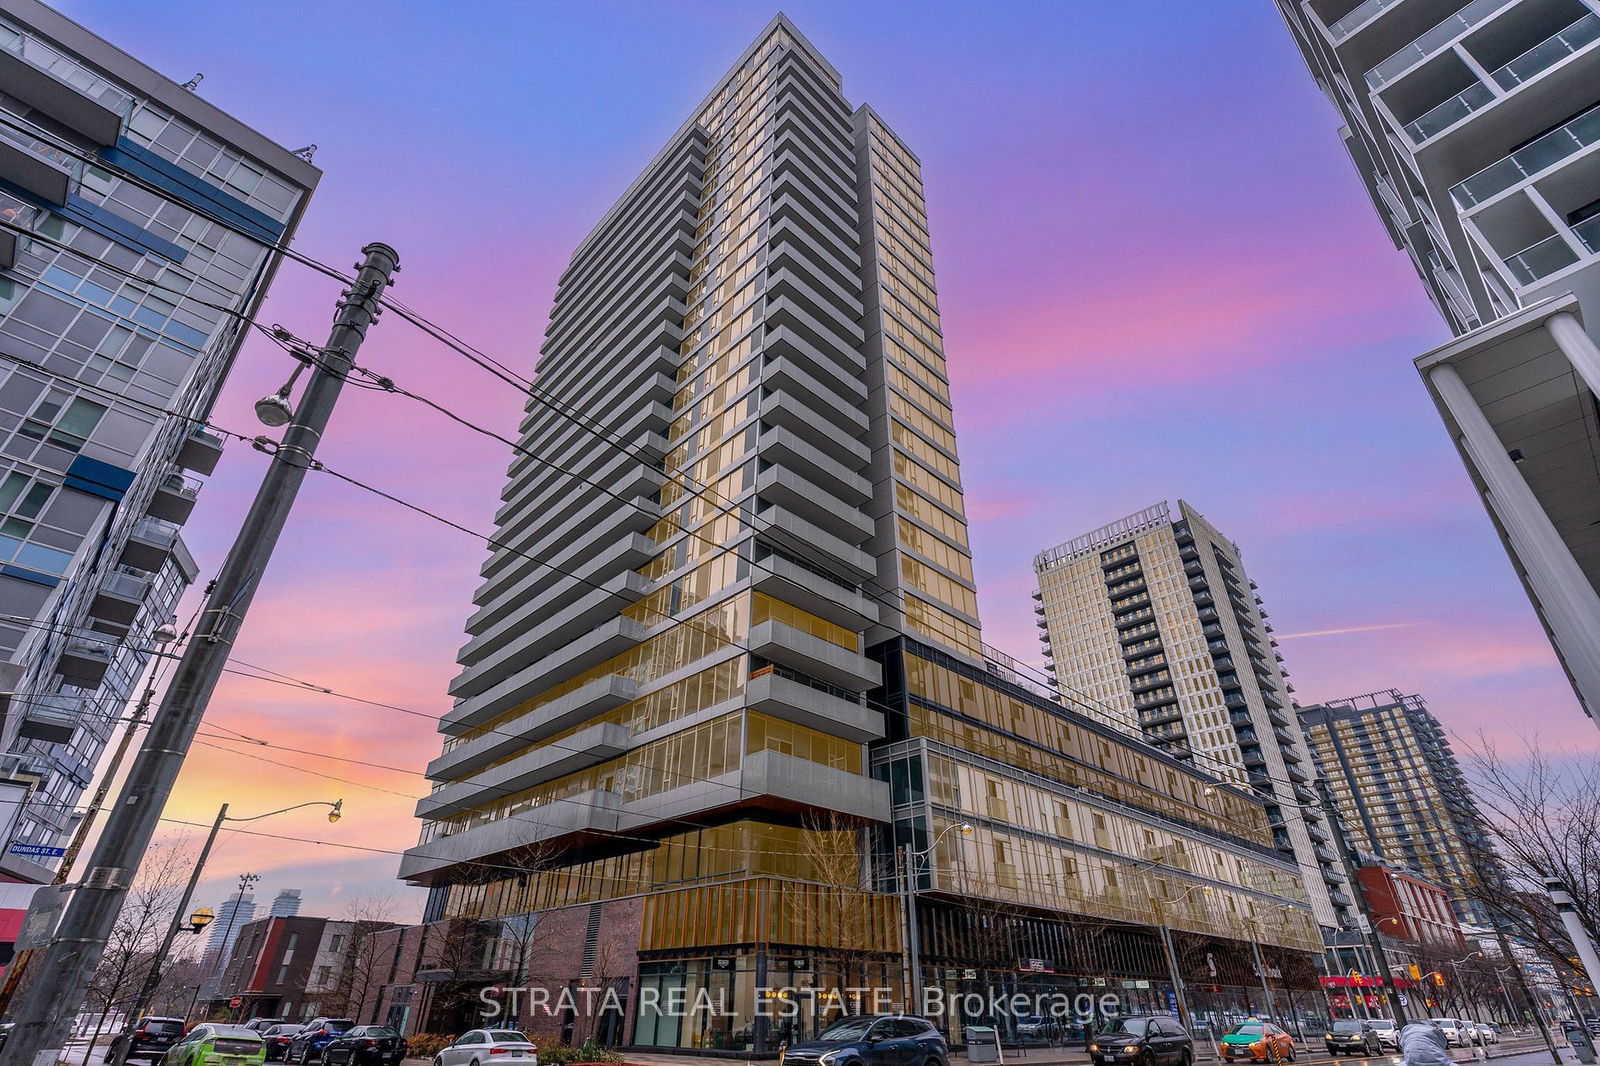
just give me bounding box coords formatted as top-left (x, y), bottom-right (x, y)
top-left (1433, 973), bottom-right (1446, 986)
top-left (1409, 965), bottom-right (1422, 981)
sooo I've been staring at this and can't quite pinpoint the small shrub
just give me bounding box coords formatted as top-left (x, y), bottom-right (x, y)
top-left (405, 1033), bottom-right (455, 1060)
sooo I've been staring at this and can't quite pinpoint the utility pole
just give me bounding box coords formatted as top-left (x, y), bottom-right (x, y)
top-left (1317, 778), bottom-right (1408, 1025)
top-left (0, 243), bottom-right (398, 1066)
top-left (188, 871), bottom-right (258, 1023)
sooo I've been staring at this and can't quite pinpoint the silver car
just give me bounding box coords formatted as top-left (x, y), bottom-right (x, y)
top-left (1365, 1019), bottom-right (1399, 1051)
top-left (432, 1031), bottom-right (538, 1066)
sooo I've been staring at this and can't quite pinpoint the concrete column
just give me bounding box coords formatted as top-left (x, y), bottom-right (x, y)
top-left (1547, 312), bottom-right (1600, 395)
top-left (1429, 362), bottom-right (1600, 725)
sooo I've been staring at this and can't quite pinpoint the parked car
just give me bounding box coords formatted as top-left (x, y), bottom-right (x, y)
top-left (1430, 1019), bottom-right (1469, 1047)
top-left (285, 1020), bottom-right (355, 1065)
top-left (262, 1025), bottom-right (302, 1062)
top-left (165, 1025), bottom-right (265, 1066)
top-left (1016, 1016), bottom-right (1064, 1045)
top-left (775, 1016), bottom-right (946, 1066)
top-left (1087, 1015), bottom-right (1194, 1066)
top-left (431, 1030), bottom-right (543, 1066)
top-left (1323, 1019), bottom-right (1380, 1057)
top-left (106, 1017), bottom-right (189, 1062)
top-left (1220, 1021), bottom-right (1296, 1063)
top-left (321, 1027), bottom-right (407, 1066)
top-left (1586, 1018), bottom-right (1600, 1037)
top-left (244, 1020), bottom-right (285, 1035)
top-left (1364, 1019), bottom-right (1399, 1051)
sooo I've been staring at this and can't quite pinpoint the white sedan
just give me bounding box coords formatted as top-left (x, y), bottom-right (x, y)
top-left (432, 1031), bottom-right (538, 1066)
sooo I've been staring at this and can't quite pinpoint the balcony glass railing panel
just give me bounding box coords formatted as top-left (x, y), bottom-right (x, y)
top-left (0, 22), bottom-right (136, 117)
top-left (1575, 214), bottom-right (1600, 255)
top-left (1366, 0), bottom-right (1518, 88)
top-left (1330, 0), bottom-right (1401, 40)
top-left (1505, 233), bottom-right (1581, 285)
top-left (0, 121), bottom-right (84, 184)
top-left (1453, 105), bottom-right (1600, 208)
top-left (1491, 12), bottom-right (1600, 89)
top-left (1405, 81), bottom-right (1495, 142)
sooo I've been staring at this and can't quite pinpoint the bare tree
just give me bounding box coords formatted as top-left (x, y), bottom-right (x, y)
top-left (83, 843), bottom-right (192, 1060)
top-left (314, 894), bottom-right (398, 1022)
top-left (1458, 737), bottom-right (1600, 971)
top-left (788, 813), bottom-right (889, 995)
top-left (417, 916), bottom-right (499, 1034)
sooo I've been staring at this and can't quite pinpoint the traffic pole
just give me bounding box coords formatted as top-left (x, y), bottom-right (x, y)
top-left (109, 803), bottom-right (229, 1066)
top-left (0, 243), bottom-right (398, 1066)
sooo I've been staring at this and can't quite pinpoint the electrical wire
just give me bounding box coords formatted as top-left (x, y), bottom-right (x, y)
top-left (0, 105), bottom-right (1329, 866)
top-left (1, 104), bottom-right (1315, 803)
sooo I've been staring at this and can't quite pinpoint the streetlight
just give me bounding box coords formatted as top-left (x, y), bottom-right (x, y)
top-left (110, 799), bottom-right (343, 1065)
top-left (898, 821), bottom-right (972, 1013)
top-left (1150, 883), bottom-right (1209, 1030)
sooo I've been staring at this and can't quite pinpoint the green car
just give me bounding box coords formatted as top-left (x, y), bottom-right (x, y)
top-left (166, 1025), bottom-right (267, 1066)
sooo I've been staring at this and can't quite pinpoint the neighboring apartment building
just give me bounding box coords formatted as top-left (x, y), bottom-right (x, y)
top-left (0, 0), bottom-right (318, 894)
top-left (1273, 0), bottom-right (1600, 728)
top-left (218, 915), bottom-right (395, 1023)
top-left (1298, 689), bottom-right (1498, 924)
top-left (400, 18), bottom-right (1325, 1051)
top-left (1033, 500), bottom-right (1352, 939)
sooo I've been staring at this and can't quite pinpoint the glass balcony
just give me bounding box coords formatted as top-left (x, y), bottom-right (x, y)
top-left (1366, 0), bottom-right (1517, 88)
top-left (1405, 81), bottom-right (1494, 142)
top-left (1576, 214), bottom-right (1600, 254)
top-left (1454, 104), bottom-right (1600, 208)
top-left (1329, 0), bottom-right (1402, 40)
top-left (0, 23), bottom-right (136, 118)
top-left (1491, 11), bottom-right (1600, 89)
top-left (1504, 233), bottom-right (1581, 285)
top-left (0, 121), bottom-right (84, 183)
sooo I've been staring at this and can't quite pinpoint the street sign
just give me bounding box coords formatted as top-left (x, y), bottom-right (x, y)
top-left (7, 841), bottom-right (65, 859)
top-left (1399, 994), bottom-right (1410, 1006)
top-left (230, 996), bottom-right (242, 1008)
top-left (15, 884), bottom-right (70, 950)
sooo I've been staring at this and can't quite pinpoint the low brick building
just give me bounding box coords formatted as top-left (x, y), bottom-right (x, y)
top-left (218, 915), bottom-right (397, 1023)
top-left (359, 898), bottom-right (641, 1044)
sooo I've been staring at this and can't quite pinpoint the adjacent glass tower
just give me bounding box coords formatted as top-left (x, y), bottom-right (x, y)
top-left (0, 0), bottom-right (317, 885)
top-left (1274, 0), bottom-right (1600, 728)
top-left (404, 18), bottom-right (1325, 1049)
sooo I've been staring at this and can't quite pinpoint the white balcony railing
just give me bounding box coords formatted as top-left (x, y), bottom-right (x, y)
top-left (1365, 0), bottom-right (1517, 88)
top-left (1490, 11), bottom-right (1600, 89)
top-left (1453, 104), bottom-right (1600, 209)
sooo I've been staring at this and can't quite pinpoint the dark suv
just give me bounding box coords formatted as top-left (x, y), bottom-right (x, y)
top-left (287, 1019), bottom-right (355, 1064)
top-left (105, 1017), bottom-right (187, 1062)
top-left (1324, 1019), bottom-right (1379, 1056)
top-left (1088, 1016), bottom-right (1193, 1066)
top-left (780, 1015), bottom-right (948, 1066)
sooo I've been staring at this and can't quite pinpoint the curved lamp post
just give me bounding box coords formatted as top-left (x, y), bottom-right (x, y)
top-left (899, 821), bottom-right (972, 1013)
top-left (110, 799), bottom-right (343, 1064)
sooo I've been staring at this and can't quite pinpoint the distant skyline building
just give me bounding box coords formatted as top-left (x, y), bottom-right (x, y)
top-left (269, 889), bottom-right (302, 919)
top-left (1297, 689), bottom-right (1498, 924)
top-left (398, 18), bottom-right (1326, 1047)
top-left (0, 0), bottom-right (318, 898)
top-left (1032, 500), bottom-right (1352, 938)
top-left (201, 889), bottom-right (256, 977)
top-left (1274, 0), bottom-right (1600, 729)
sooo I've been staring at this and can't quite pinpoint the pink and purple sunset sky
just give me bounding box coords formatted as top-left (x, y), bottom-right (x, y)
top-left (53, 0), bottom-right (1593, 921)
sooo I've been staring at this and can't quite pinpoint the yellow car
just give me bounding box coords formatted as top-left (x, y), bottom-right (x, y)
top-left (165, 1025), bottom-right (267, 1066)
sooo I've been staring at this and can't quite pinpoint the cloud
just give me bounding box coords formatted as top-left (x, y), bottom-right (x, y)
top-left (1277, 622), bottom-right (1427, 640)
